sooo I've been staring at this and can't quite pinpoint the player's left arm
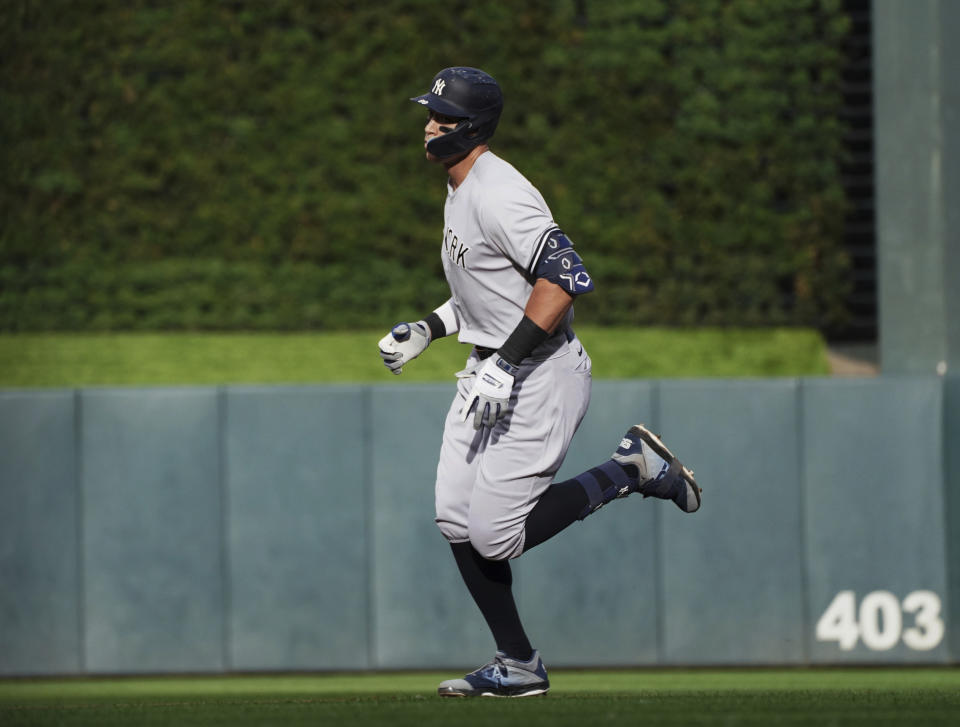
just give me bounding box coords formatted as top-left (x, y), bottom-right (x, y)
top-left (462, 230), bottom-right (594, 429)
top-left (504, 226), bottom-right (595, 360)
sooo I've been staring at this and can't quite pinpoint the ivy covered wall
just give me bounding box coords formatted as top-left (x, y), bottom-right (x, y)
top-left (1, 0), bottom-right (850, 330)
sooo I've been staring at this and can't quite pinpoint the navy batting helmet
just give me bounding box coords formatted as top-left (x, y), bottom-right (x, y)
top-left (411, 67), bottom-right (503, 158)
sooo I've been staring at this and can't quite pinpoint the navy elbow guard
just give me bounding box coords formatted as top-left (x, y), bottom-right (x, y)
top-left (533, 230), bottom-right (594, 295)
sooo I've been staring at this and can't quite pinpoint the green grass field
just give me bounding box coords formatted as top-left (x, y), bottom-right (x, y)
top-left (2, 669), bottom-right (958, 726)
top-left (0, 327), bottom-right (830, 388)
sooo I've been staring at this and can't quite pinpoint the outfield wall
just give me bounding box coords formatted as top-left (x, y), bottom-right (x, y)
top-left (1, 377), bottom-right (956, 675)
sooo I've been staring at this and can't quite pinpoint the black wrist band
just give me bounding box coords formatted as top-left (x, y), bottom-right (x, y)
top-left (498, 315), bottom-right (550, 367)
top-left (423, 311), bottom-right (446, 341)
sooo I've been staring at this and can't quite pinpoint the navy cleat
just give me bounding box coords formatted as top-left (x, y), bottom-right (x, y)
top-left (437, 651), bottom-right (550, 698)
top-left (612, 424), bottom-right (702, 513)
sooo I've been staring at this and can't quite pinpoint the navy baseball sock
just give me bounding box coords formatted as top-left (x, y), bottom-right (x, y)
top-left (523, 460), bottom-right (634, 552)
top-left (450, 541), bottom-right (533, 662)
top-left (522, 482), bottom-right (588, 552)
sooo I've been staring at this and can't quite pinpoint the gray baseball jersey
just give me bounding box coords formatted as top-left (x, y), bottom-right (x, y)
top-left (439, 151), bottom-right (575, 350)
top-left (434, 150), bottom-right (591, 559)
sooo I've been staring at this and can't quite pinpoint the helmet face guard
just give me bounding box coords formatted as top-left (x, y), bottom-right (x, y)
top-left (411, 67), bottom-right (503, 159)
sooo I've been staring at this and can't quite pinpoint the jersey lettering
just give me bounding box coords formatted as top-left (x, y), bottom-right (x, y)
top-left (444, 228), bottom-right (470, 269)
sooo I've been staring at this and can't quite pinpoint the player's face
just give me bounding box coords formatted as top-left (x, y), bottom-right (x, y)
top-left (424, 110), bottom-right (463, 161)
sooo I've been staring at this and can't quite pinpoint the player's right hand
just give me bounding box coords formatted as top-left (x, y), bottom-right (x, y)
top-left (459, 354), bottom-right (517, 430)
top-left (378, 321), bottom-right (431, 375)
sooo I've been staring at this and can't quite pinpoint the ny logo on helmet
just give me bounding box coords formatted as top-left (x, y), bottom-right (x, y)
top-left (432, 79), bottom-right (446, 95)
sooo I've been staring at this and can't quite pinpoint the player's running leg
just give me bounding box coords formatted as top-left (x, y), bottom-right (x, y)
top-left (523, 424), bottom-right (701, 552)
top-left (448, 541), bottom-right (532, 662)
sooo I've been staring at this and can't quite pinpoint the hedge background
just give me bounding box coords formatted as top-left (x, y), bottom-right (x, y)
top-left (1, 0), bottom-right (851, 331)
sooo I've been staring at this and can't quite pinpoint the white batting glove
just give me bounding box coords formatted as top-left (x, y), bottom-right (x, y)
top-left (459, 354), bottom-right (519, 430)
top-left (378, 322), bottom-right (430, 375)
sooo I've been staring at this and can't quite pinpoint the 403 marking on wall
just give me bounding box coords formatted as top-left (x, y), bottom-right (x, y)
top-left (816, 590), bottom-right (944, 651)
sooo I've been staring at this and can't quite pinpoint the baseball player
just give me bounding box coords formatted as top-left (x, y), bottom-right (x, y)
top-left (379, 67), bottom-right (701, 698)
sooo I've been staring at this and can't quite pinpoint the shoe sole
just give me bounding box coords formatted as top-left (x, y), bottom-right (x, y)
top-left (438, 685), bottom-right (550, 698)
top-left (630, 424), bottom-right (702, 512)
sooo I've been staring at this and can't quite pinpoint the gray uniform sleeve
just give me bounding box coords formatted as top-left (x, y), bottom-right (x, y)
top-left (477, 182), bottom-right (557, 274)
